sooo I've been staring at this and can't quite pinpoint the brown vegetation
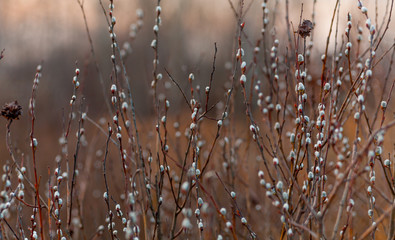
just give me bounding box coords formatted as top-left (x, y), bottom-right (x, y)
top-left (0, 0), bottom-right (394, 239)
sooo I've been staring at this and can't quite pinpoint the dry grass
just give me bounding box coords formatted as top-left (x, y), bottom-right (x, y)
top-left (0, 0), bottom-right (394, 239)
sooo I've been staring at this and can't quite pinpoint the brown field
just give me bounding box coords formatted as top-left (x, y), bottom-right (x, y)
top-left (0, 0), bottom-right (394, 239)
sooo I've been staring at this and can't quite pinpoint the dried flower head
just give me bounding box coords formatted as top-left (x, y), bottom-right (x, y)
top-left (298, 20), bottom-right (314, 38)
top-left (1, 101), bottom-right (22, 120)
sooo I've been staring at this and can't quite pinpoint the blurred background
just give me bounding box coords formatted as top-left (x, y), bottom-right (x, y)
top-left (0, 0), bottom-right (393, 119)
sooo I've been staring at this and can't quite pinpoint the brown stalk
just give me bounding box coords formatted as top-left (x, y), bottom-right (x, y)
top-left (29, 66), bottom-right (45, 240)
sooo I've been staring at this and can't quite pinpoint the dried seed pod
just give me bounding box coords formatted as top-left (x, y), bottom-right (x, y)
top-left (298, 20), bottom-right (314, 38)
top-left (1, 101), bottom-right (22, 120)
